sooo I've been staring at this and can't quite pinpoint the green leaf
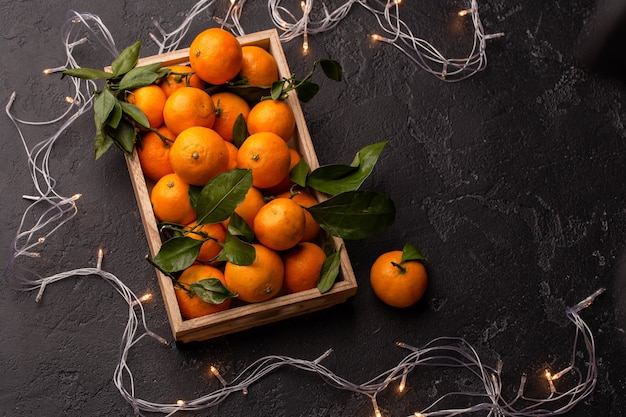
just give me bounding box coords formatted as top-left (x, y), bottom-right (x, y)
top-left (317, 246), bottom-right (343, 293)
top-left (94, 130), bottom-right (114, 160)
top-left (290, 158), bottom-right (310, 187)
top-left (214, 234), bottom-right (255, 265)
top-left (118, 62), bottom-right (163, 91)
top-left (119, 101), bottom-right (150, 129)
top-left (270, 81), bottom-right (285, 100)
top-left (319, 59), bottom-right (343, 82)
top-left (93, 89), bottom-right (117, 127)
top-left (107, 119), bottom-right (136, 155)
top-left (400, 243), bottom-right (427, 263)
top-left (232, 113), bottom-right (249, 148)
top-left (196, 169), bottom-right (253, 224)
top-left (62, 67), bottom-right (113, 80)
top-left (306, 190), bottom-right (395, 239)
top-left (188, 185), bottom-right (202, 211)
top-left (107, 100), bottom-right (123, 129)
top-left (307, 142), bottom-right (387, 195)
top-left (296, 80), bottom-right (320, 103)
top-left (189, 278), bottom-right (238, 304)
top-left (153, 236), bottom-right (204, 273)
top-left (226, 212), bottom-right (254, 242)
top-left (111, 41), bottom-right (142, 77)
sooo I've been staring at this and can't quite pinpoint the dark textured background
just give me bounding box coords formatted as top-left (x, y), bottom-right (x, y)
top-left (2, 0), bottom-right (625, 416)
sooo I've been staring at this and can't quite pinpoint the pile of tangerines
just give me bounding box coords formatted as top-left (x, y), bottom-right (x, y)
top-left (125, 27), bottom-right (428, 321)
top-left (127, 28), bottom-right (333, 320)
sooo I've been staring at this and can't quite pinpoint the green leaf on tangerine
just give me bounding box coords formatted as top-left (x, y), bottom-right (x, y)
top-left (93, 89), bottom-right (117, 128)
top-left (289, 158), bottom-right (310, 187)
top-left (400, 243), bottom-right (427, 263)
top-left (296, 80), bottom-right (320, 103)
top-left (106, 119), bottom-right (136, 155)
top-left (107, 100), bottom-right (123, 129)
top-left (214, 234), bottom-right (255, 265)
top-left (232, 113), bottom-right (249, 148)
top-left (226, 212), bottom-right (254, 242)
top-left (94, 130), bottom-right (114, 160)
top-left (317, 245), bottom-right (343, 293)
top-left (111, 41), bottom-right (142, 77)
top-left (118, 62), bottom-right (163, 91)
top-left (153, 236), bottom-right (204, 273)
top-left (306, 141), bottom-right (387, 195)
top-left (196, 169), bottom-right (252, 225)
top-left (319, 59), bottom-right (343, 82)
top-left (189, 278), bottom-right (238, 304)
top-left (270, 80), bottom-right (285, 100)
top-left (119, 100), bottom-right (150, 129)
top-left (62, 67), bottom-right (113, 80)
top-left (306, 190), bottom-right (395, 240)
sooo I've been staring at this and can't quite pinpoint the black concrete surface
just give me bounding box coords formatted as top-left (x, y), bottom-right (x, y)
top-left (1, 0), bottom-right (626, 416)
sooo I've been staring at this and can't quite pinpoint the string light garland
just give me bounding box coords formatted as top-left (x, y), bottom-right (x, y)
top-left (150, 0), bottom-right (504, 81)
top-left (4, 4), bottom-right (600, 417)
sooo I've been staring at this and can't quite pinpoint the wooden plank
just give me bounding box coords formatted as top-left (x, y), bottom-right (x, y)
top-left (125, 29), bottom-right (357, 342)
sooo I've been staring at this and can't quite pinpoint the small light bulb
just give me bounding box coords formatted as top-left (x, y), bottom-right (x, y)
top-left (65, 96), bottom-right (75, 104)
top-left (300, 0), bottom-right (306, 11)
top-left (70, 193), bottom-right (82, 201)
top-left (210, 366), bottom-right (228, 386)
top-left (176, 399), bottom-right (185, 406)
top-left (43, 69), bottom-right (53, 75)
top-left (371, 34), bottom-right (381, 41)
top-left (302, 41), bottom-right (309, 54)
top-left (415, 413), bottom-right (425, 417)
top-left (458, 9), bottom-right (473, 17)
top-left (38, 237), bottom-right (46, 244)
top-left (96, 248), bottom-right (104, 270)
top-left (545, 370), bottom-right (552, 381)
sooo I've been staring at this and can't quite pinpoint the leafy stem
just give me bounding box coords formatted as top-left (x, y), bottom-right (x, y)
top-left (267, 58), bottom-right (342, 102)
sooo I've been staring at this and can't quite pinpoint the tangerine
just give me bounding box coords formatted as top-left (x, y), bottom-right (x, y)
top-left (185, 221), bottom-right (227, 263)
top-left (176, 264), bottom-right (231, 319)
top-left (264, 148), bottom-right (301, 195)
top-left (160, 64), bottom-right (206, 97)
top-left (127, 84), bottom-right (167, 128)
top-left (236, 132), bottom-right (291, 189)
top-left (224, 141), bottom-right (239, 171)
top-left (169, 126), bottom-right (229, 186)
top-left (163, 87), bottom-right (216, 135)
top-left (150, 173), bottom-right (196, 225)
top-left (282, 242), bottom-right (326, 293)
top-left (189, 28), bottom-right (243, 85)
top-left (222, 186), bottom-right (266, 229)
top-left (247, 99), bottom-right (296, 142)
top-left (253, 197), bottom-right (306, 251)
top-left (369, 251), bottom-right (428, 308)
top-left (278, 188), bottom-right (321, 242)
top-left (224, 244), bottom-right (284, 303)
top-left (137, 125), bottom-right (176, 182)
top-left (211, 91), bottom-right (250, 142)
top-left (239, 45), bottom-right (279, 87)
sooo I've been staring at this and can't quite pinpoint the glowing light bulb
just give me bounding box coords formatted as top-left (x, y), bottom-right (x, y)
top-left (302, 40), bottom-right (309, 54)
top-left (43, 69), bottom-right (53, 75)
top-left (544, 370), bottom-right (552, 381)
top-left (176, 399), bottom-right (185, 406)
top-left (210, 366), bottom-right (228, 386)
top-left (300, 1), bottom-right (306, 11)
top-left (70, 193), bottom-right (82, 201)
top-left (65, 96), bottom-right (75, 104)
top-left (96, 248), bottom-right (104, 270)
top-left (38, 237), bottom-right (46, 243)
top-left (398, 373), bottom-right (407, 393)
top-left (458, 9), bottom-right (473, 17)
top-left (371, 34), bottom-right (381, 41)
top-left (131, 293), bottom-right (153, 307)
top-left (415, 413), bottom-right (425, 417)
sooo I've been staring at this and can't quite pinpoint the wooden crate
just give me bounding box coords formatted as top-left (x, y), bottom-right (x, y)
top-left (125, 29), bottom-right (357, 343)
